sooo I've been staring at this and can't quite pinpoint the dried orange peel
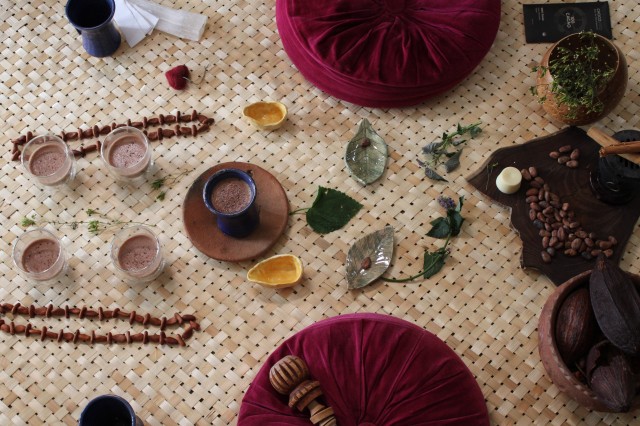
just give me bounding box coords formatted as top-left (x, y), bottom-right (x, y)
top-left (247, 254), bottom-right (303, 288)
top-left (242, 101), bottom-right (287, 131)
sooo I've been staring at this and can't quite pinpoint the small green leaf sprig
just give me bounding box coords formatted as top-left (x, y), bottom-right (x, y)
top-left (21, 209), bottom-right (152, 235)
top-left (418, 123), bottom-right (481, 182)
top-left (382, 195), bottom-right (465, 282)
top-left (151, 169), bottom-right (192, 201)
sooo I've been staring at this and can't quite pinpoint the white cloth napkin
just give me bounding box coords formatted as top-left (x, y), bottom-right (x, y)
top-left (128, 0), bottom-right (208, 41)
top-left (114, 0), bottom-right (207, 46)
top-left (114, 0), bottom-right (158, 47)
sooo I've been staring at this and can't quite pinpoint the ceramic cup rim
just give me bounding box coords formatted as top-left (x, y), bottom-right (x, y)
top-left (202, 168), bottom-right (257, 218)
top-left (65, 0), bottom-right (116, 31)
top-left (21, 134), bottom-right (74, 179)
top-left (79, 394), bottom-right (136, 426)
top-left (12, 227), bottom-right (65, 279)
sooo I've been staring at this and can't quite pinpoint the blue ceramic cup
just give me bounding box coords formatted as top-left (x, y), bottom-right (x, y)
top-left (65, 0), bottom-right (121, 58)
top-left (79, 394), bottom-right (143, 426)
top-left (203, 169), bottom-right (260, 238)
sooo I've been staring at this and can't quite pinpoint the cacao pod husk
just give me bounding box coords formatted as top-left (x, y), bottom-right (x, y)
top-left (589, 254), bottom-right (640, 355)
top-left (555, 286), bottom-right (597, 366)
top-left (586, 340), bottom-right (636, 412)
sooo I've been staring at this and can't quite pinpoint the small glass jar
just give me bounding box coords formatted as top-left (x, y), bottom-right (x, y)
top-left (12, 228), bottom-right (67, 282)
top-left (21, 134), bottom-right (76, 187)
top-left (100, 126), bottom-right (152, 183)
top-left (110, 225), bottom-right (164, 283)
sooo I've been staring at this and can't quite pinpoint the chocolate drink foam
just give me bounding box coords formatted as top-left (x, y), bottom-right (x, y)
top-left (210, 178), bottom-right (251, 214)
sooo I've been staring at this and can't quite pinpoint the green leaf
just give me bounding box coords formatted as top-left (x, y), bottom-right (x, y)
top-left (427, 217), bottom-right (450, 239)
top-left (444, 149), bottom-right (462, 172)
top-left (425, 167), bottom-right (447, 182)
top-left (306, 187), bottom-right (363, 234)
top-left (422, 250), bottom-right (446, 279)
top-left (448, 211), bottom-right (464, 237)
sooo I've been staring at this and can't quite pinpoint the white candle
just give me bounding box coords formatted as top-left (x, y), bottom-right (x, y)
top-left (496, 167), bottom-right (522, 194)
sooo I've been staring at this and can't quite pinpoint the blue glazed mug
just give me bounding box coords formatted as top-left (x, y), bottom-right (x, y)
top-left (79, 394), bottom-right (143, 426)
top-left (65, 0), bottom-right (121, 58)
top-left (203, 169), bottom-right (260, 238)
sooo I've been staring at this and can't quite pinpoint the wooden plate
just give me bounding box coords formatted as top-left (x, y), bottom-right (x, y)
top-left (182, 162), bottom-right (289, 262)
top-left (467, 127), bottom-right (640, 285)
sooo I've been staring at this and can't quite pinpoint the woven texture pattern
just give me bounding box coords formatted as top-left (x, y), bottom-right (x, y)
top-left (1, 1), bottom-right (639, 425)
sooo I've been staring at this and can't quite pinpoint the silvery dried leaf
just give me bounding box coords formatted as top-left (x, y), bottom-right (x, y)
top-left (345, 226), bottom-right (394, 289)
top-left (344, 119), bottom-right (388, 185)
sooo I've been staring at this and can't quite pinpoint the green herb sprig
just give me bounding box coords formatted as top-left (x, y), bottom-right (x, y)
top-left (382, 195), bottom-right (464, 282)
top-left (21, 209), bottom-right (153, 235)
top-left (530, 32), bottom-right (615, 120)
top-left (419, 123), bottom-right (481, 182)
top-left (151, 169), bottom-right (192, 201)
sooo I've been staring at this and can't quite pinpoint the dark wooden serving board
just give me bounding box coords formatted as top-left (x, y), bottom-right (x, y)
top-left (467, 127), bottom-right (640, 286)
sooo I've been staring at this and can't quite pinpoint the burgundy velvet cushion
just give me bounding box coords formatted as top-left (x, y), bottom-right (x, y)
top-left (238, 313), bottom-right (489, 425)
top-left (276, 0), bottom-right (501, 108)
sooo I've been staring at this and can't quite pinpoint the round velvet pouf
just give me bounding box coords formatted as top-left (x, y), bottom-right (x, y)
top-left (238, 313), bottom-right (489, 425)
top-left (276, 0), bottom-right (501, 108)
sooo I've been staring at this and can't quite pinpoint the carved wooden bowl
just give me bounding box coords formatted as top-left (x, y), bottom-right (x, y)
top-left (538, 270), bottom-right (640, 412)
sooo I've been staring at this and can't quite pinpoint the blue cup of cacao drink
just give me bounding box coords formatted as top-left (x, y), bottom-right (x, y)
top-left (202, 168), bottom-right (259, 238)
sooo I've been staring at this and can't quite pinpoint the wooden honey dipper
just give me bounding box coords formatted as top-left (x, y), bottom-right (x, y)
top-left (269, 355), bottom-right (337, 426)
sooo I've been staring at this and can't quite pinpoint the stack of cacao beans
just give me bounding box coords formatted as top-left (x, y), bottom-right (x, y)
top-left (555, 254), bottom-right (640, 412)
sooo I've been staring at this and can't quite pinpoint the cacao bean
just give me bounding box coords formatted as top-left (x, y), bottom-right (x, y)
top-left (526, 195), bottom-right (538, 203)
top-left (529, 209), bottom-right (536, 221)
top-left (608, 236), bottom-right (618, 245)
top-left (530, 202), bottom-right (541, 211)
top-left (562, 203), bottom-right (570, 211)
top-left (542, 236), bottom-right (549, 249)
top-left (559, 145), bottom-right (572, 153)
top-left (571, 238), bottom-right (582, 251)
top-left (558, 156), bottom-right (571, 164)
top-left (525, 188), bottom-right (538, 196)
top-left (533, 219), bottom-right (544, 229)
top-left (566, 160), bottom-right (579, 168)
top-left (529, 166), bottom-right (538, 178)
top-left (570, 148), bottom-right (580, 160)
top-left (604, 249), bottom-right (614, 258)
top-left (521, 168), bottom-right (532, 181)
top-left (546, 247), bottom-right (556, 256)
top-left (534, 176), bottom-right (544, 185)
top-left (549, 151), bottom-right (560, 159)
top-left (541, 251), bottom-right (551, 263)
top-left (576, 230), bottom-right (588, 239)
top-left (530, 180), bottom-right (542, 189)
top-left (564, 249), bottom-right (578, 256)
top-left (598, 240), bottom-right (612, 250)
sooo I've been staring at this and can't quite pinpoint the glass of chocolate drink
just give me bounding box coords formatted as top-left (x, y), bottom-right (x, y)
top-left (110, 225), bottom-right (164, 283)
top-left (12, 228), bottom-right (67, 282)
top-left (21, 134), bottom-right (76, 186)
top-left (203, 168), bottom-right (259, 238)
top-left (100, 126), bottom-right (152, 183)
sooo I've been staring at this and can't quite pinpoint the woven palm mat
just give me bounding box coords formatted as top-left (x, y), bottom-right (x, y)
top-left (1, 0), bottom-right (640, 425)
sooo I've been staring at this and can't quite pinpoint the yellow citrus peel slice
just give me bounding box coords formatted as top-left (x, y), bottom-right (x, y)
top-left (247, 254), bottom-right (303, 288)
